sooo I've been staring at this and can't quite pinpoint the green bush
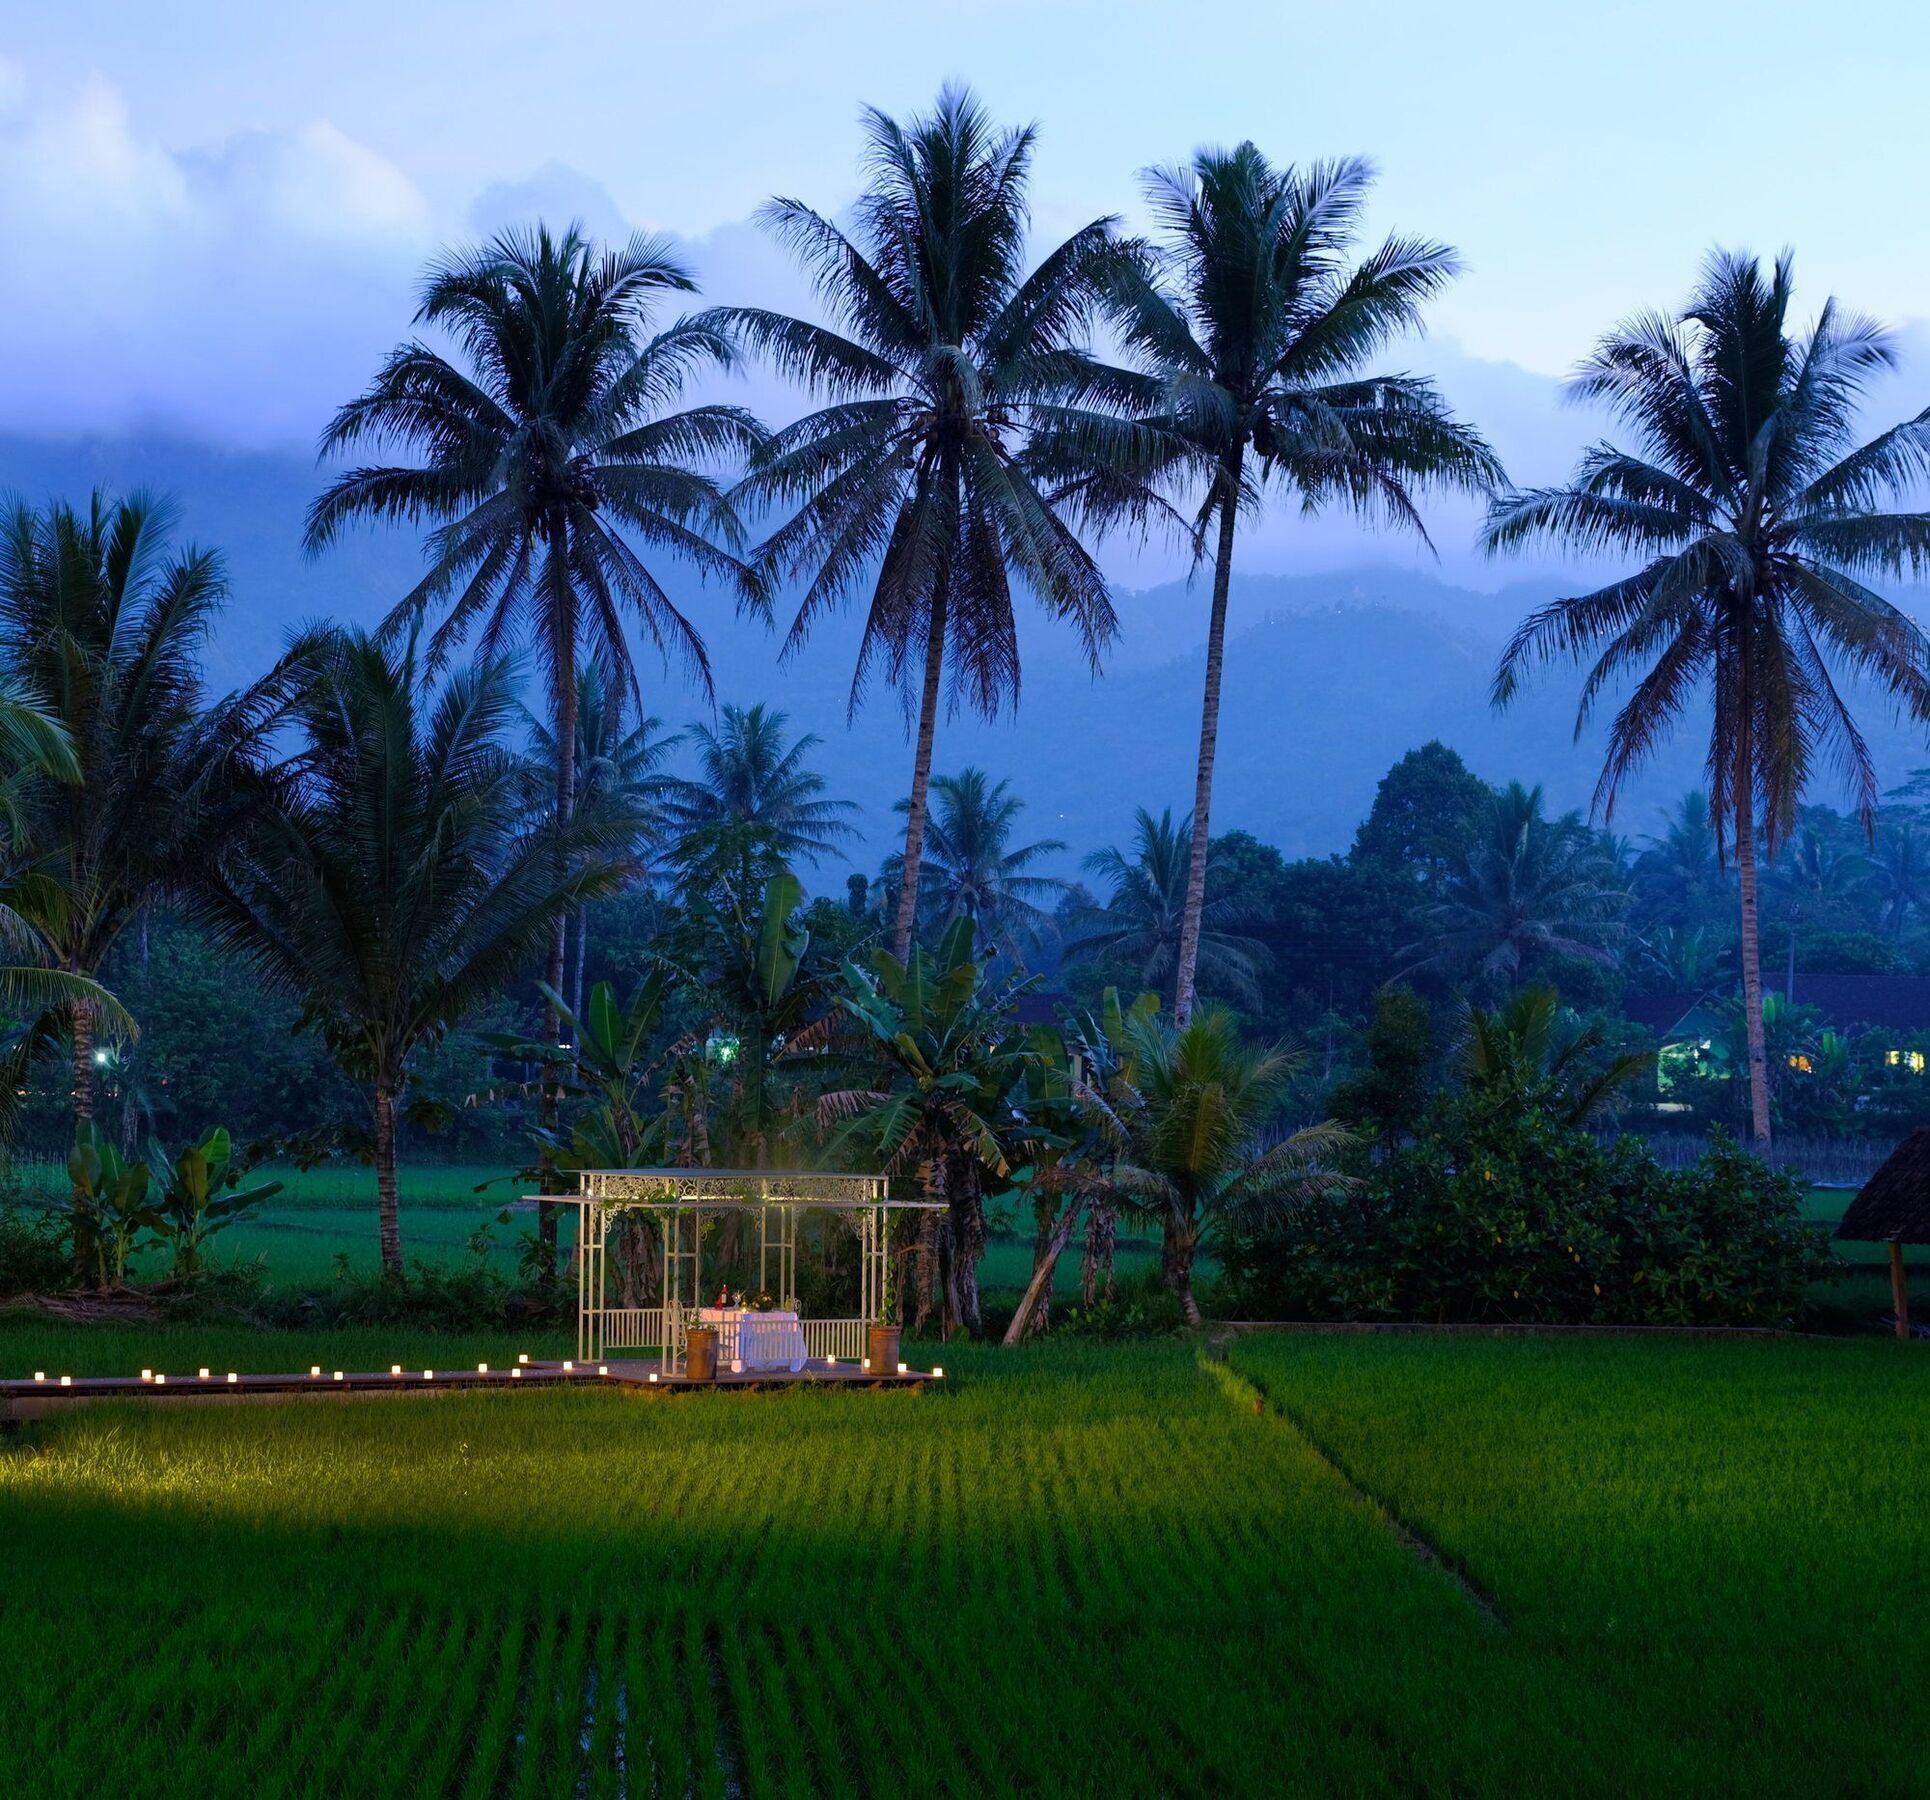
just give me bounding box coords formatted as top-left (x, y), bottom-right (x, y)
top-left (0, 1196), bottom-right (69, 1297)
top-left (1221, 1098), bottom-right (1834, 1327)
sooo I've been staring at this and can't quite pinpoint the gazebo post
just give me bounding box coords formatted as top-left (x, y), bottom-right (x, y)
top-left (1892, 1241), bottom-right (1911, 1342)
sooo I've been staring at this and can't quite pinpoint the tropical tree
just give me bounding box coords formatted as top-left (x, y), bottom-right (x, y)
top-left (200, 633), bottom-right (625, 1278)
top-left (1486, 251), bottom-right (1930, 1146)
top-left (1767, 820), bottom-right (1875, 991)
top-left (1103, 1004), bottom-right (1351, 1325)
top-left (1456, 986), bottom-right (1654, 1127)
top-left (1634, 792), bottom-right (1731, 922)
top-left (825, 918), bottom-right (1033, 1335)
top-left (0, 492), bottom-right (305, 1130)
top-left (306, 223), bottom-right (762, 1227)
top-left (1406, 782), bottom-right (1628, 985)
top-left (1872, 822), bottom-right (1927, 940)
top-left (883, 768), bottom-right (1066, 962)
top-left (718, 86), bottom-right (1149, 961)
top-left (660, 702), bottom-right (858, 867)
top-left (521, 662), bottom-right (676, 1015)
top-left (1104, 147), bottom-right (1501, 1021)
top-left (1067, 806), bottom-right (1264, 1005)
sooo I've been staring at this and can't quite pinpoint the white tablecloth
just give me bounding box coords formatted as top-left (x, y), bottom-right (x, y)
top-left (697, 1308), bottom-right (807, 1372)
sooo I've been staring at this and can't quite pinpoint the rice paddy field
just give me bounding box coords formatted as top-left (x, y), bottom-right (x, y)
top-left (1, 1325), bottom-right (1924, 1797)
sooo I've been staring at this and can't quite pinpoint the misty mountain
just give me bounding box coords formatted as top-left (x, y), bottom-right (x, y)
top-left (6, 433), bottom-right (1930, 876)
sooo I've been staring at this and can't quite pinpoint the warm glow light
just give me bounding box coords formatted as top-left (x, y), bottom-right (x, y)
top-left (933, 1367), bottom-right (944, 1378)
top-left (333, 1371), bottom-right (343, 1381)
top-left (477, 1363), bottom-right (488, 1374)
top-left (898, 1362), bottom-right (908, 1374)
top-left (155, 1374), bottom-right (166, 1385)
top-left (510, 1368), bottom-right (521, 1380)
top-left (861, 1359), bottom-right (871, 1371)
top-left (310, 1366), bottom-right (321, 1378)
top-left (33, 1372), bottom-right (45, 1382)
top-left (59, 1375), bottom-right (71, 1386)
top-left (563, 1360), bottom-right (574, 1371)
top-left (391, 1365), bottom-right (402, 1376)
top-left (423, 1370), bottom-right (433, 1380)
top-left (141, 1369), bottom-right (152, 1380)
top-left (648, 1373), bottom-right (658, 1384)
top-left (599, 1365), bottom-right (610, 1376)
top-left (730, 1359), bottom-right (744, 1374)
top-left (824, 1357), bottom-right (837, 1367)
top-left (227, 1373), bottom-right (238, 1384)
top-left (517, 1353), bottom-right (529, 1365)
top-left (198, 1368), bottom-right (210, 1379)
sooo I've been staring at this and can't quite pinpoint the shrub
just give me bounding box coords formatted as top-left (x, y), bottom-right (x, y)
top-left (0, 1195), bottom-right (69, 1297)
top-left (1221, 1097), bottom-right (1834, 1327)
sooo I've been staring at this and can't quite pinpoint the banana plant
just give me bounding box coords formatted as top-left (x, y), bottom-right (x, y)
top-left (149, 1126), bottom-right (284, 1282)
top-left (67, 1122), bottom-right (158, 1288)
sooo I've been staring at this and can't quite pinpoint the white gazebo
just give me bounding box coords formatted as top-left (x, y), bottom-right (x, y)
top-left (561, 1169), bottom-right (943, 1369)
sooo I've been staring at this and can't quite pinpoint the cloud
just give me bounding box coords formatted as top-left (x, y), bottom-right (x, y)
top-left (0, 64), bottom-right (433, 447)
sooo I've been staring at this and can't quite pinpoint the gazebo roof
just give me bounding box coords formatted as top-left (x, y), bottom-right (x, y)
top-left (1836, 1129), bottom-right (1930, 1244)
top-left (573, 1169), bottom-right (937, 1209)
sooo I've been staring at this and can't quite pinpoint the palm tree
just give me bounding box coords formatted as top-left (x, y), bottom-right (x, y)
top-left (1768, 821), bottom-right (1876, 994)
top-left (1872, 822), bottom-right (1926, 940)
top-left (1103, 1004), bottom-right (1350, 1325)
top-left (717, 86), bottom-right (1148, 962)
top-left (825, 918), bottom-right (1033, 1335)
top-left (0, 492), bottom-right (307, 1127)
top-left (1634, 792), bottom-right (1731, 922)
top-left (1406, 783), bottom-right (1628, 986)
top-left (1104, 147), bottom-right (1501, 1022)
top-left (883, 768), bottom-right (1066, 962)
top-left (200, 633), bottom-right (625, 1278)
top-left (1456, 986), bottom-right (1654, 1127)
top-left (660, 702), bottom-right (858, 866)
top-left (1067, 806), bottom-right (1265, 1006)
top-left (306, 223), bottom-right (763, 1232)
top-left (1486, 251), bottom-right (1930, 1146)
top-left (521, 661), bottom-right (676, 1015)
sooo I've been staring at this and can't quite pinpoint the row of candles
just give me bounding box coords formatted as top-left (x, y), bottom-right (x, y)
top-left (21, 1352), bottom-right (944, 1383)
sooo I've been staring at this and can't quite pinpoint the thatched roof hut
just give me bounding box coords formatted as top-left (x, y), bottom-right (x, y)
top-left (1837, 1129), bottom-right (1930, 1339)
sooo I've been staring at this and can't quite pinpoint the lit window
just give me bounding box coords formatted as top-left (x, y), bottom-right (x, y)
top-left (1910, 1052), bottom-right (1926, 1075)
top-left (1888, 1050), bottom-right (1902, 1067)
top-left (1787, 1054), bottom-right (1813, 1074)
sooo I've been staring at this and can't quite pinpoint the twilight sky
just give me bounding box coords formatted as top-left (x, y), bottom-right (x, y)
top-left (2, 0), bottom-right (1927, 587)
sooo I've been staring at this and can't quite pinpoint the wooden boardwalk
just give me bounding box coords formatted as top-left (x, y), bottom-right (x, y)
top-left (0, 1356), bottom-right (940, 1421)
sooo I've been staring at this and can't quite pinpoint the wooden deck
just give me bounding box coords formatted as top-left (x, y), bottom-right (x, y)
top-left (0, 1356), bottom-right (941, 1421)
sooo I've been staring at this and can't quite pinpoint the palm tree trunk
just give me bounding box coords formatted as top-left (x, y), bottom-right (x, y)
top-left (373, 1074), bottom-right (404, 1282)
top-left (892, 585), bottom-right (948, 963)
top-left (1004, 1189), bottom-right (1085, 1345)
top-left (540, 631), bottom-right (579, 1266)
top-left (1734, 735), bottom-right (1773, 1150)
top-left (1081, 1195), bottom-right (1117, 1307)
top-left (945, 1155), bottom-right (984, 1337)
top-left (1161, 1203), bottom-right (1203, 1328)
top-left (70, 994), bottom-right (94, 1125)
top-left (1174, 452), bottom-right (1244, 1025)
top-left (570, 904), bottom-right (588, 1020)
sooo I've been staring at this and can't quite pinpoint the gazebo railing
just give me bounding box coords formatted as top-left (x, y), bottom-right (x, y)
top-left (585, 1305), bottom-right (871, 1364)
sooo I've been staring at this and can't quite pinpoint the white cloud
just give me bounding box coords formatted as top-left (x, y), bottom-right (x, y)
top-left (0, 66), bottom-right (433, 446)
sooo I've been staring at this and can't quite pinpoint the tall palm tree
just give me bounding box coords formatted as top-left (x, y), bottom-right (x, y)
top-left (716, 86), bottom-right (1149, 962)
top-left (200, 633), bottom-right (625, 1278)
top-left (1102, 1004), bottom-right (1350, 1325)
top-left (884, 768), bottom-right (1066, 962)
top-left (660, 702), bottom-right (858, 865)
top-left (306, 223), bottom-right (762, 1234)
top-left (0, 492), bottom-right (307, 1126)
top-left (1872, 822), bottom-right (1926, 940)
top-left (1456, 986), bottom-right (1654, 1127)
top-left (1634, 792), bottom-right (1731, 922)
top-left (521, 661), bottom-right (676, 1015)
top-left (1485, 251), bottom-right (1930, 1145)
top-left (1067, 805), bottom-right (1265, 1006)
top-left (1104, 147), bottom-right (1501, 1021)
top-left (1406, 782), bottom-right (1628, 985)
top-left (1767, 820), bottom-right (1876, 994)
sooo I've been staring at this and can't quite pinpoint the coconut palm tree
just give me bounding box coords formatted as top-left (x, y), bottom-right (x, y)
top-left (199, 633), bottom-right (625, 1278)
top-left (1406, 782), bottom-right (1628, 986)
top-left (824, 918), bottom-right (1033, 1335)
top-left (1103, 147), bottom-right (1501, 1021)
top-left (520, 661), bottom-right (676, 1014)
top-left (1103, 1004), bottom-right (1351, 1326)
top-left (1634, 792), bottom-right (1731, 923)
top-left (1067, 806), bottom-right (1265, 1006)
top-left (1872, 822), bottom-right (1927, 940)
top-left (1456, 986), bottom-right (1654, 1127)
top-left (306, 223), bottom-right (763, 1230)
top-left (716, 86), bottom-right (1151, 962)
top-left (0, 492), bottom-right (308, 1127)
top-left (883, 768), bottom-right (1066, 962)
top-left (1486, 251), bottom-right (1930, 1146)
top-left (660, 702), bottom-right (858, 867)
